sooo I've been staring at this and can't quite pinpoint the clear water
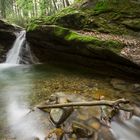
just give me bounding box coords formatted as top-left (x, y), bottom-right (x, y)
top-left (0, 64), bottom-right (140, 140)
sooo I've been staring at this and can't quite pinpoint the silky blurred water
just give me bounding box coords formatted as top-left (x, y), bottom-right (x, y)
top-left (0, 64), bottom-right (140, 140)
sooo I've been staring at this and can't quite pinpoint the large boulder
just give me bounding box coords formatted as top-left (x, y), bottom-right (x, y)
top-left (26, 25), bottom-right (140, 78)
top-left (26, 0), bottom-right (140, 78)
top-left (28, 0), bottom-right (140, 36)
top-left (0, 20), bottom-right (21, 62)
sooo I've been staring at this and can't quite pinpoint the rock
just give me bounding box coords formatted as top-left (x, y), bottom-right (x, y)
top-left (34, 137), bottom-right (40, 140)
top-left (85, 117), bottom-right (101, 130)
top-left (110, 79), bottom-right (128, 91)
top-left (46, 95), bottom-right (58, 104)
top-left (27, 25), bottom-right (140, 79)
top-left (121, 45), bottom-right (140, 66)
top-left (27, 0), bottom-right (140, 36)
top-left (50, 108), bottom-right (64, 125)
top-left (131, 83), bottom-right (140, 93)
top-left (70, 134), bottom-right (77, 140)
top-left (26, 0), bottom-right (140, 79)
top-left (133, 104), bottom-right (140, 117)
top-left (122, 19), bottom-right (140, 31)
top-left (46, 128), bottom-right (64, 140)
top-left (0, 20), bottom-right (22, 62)
top-left (72, 121), bottom-right (94, 138)
top-left (98, 126), bottom-right (116, 140)
top-left (50, 107), bottom-right (73, 126)
top-left (49, 96), bottom-right (73, 126)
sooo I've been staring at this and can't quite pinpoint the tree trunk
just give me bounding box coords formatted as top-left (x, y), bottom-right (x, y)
top-left (52, 0), bottom-right (58, 11)
top-left (0, 0), bottom-right (6, 18)
top-left (62, 0), bottom-right (66, 7)
top-left (65, 0), bottom-right (70, 6)
top-left (34, 0), bottom-right (38, 17)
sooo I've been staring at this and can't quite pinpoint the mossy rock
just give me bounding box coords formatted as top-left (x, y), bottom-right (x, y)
top-left (122, 19), bottom-right (140, 31)
top-left (28, 25), bottom-right (124, 53)
top-left (27, 0), bottom-right (140, 36)
top-left (27, 25), bottom-right (140, 78)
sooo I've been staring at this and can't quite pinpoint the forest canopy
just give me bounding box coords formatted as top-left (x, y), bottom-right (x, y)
top-left (0, 0), bottom-right (74, 26)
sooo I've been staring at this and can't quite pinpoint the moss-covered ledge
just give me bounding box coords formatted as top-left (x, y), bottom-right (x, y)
top-left (26, 25), bottom-right (140, 78)
top-left (27, 0), bottom-right (140, 36)
top-left (27, 25), bottom-right (124, 52)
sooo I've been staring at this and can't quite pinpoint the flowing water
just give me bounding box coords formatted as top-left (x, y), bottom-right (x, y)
top-left (5, 31), bottom-right (37, 64)
top-left (5, 31), bottom-right (26, 64)
top-left (0, 31), bottom-right (140, 140)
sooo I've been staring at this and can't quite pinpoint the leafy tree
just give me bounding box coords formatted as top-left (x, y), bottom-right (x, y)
top-left (0, 0), bottom-right (73, 26)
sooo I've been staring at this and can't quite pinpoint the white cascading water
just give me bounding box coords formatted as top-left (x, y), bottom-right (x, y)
top-left (5, 30), bottom-right (37, 64)
top-left (5, 30), bottom-right (26, 64)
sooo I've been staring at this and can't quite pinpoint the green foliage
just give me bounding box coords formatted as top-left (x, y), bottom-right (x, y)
top-left (94, 0), bottom-right (110, 14)
top-left (27, 22), bottom-right (39, 31)
top-left (29, 0), bottom-right (140, 36)
top-left (0, 0), bottom-right (74, 27)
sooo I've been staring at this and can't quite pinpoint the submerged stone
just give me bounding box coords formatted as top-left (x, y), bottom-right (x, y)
top-left (110, 79), bottom-right (128, 91)
top-left (45, 128), bottom-right (64, 140)
top-left (34, 137), bottom-right (40, 140)
top-left (131, 84), bottom-right (140, 93)
top-left (85, 117), bottom-right (101, 130)
top-left (72, 121), bottom-right (94, 138)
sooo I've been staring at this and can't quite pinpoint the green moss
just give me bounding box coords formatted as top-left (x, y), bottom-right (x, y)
top-left (53, 25), bottom-right (70, 37)
top-left (27, 0), bottom-right (140, 36)
top-left (122, 19), bottom-right (140, 31)
top-left (94, 0), bottom-right (111, 15)
top-left (42, 25), bottom-right (125, 53)
top-left (27, 22), bottom-right (39, 31)
top-left (64, 31), bottom-right (98, 43)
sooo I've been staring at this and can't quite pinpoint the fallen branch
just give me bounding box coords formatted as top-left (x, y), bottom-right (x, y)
top-left (36, 98), bottom-right (133, 111)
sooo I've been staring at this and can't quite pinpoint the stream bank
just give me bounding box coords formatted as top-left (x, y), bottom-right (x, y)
top-left (0, 64), bottom-right (140, 140)
top-left (0, 0), bottom-right (140, 139)
top-left (26, 0), bottom-right (140, 79)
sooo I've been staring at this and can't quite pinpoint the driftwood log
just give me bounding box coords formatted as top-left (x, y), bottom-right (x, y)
top-left (36, 98), bottom-right (133, 112)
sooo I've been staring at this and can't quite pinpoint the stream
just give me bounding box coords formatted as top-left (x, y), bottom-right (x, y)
top-left (0, 64), bottom-right (140, 140)
top-left (0, 31), bottom-right (140, 140)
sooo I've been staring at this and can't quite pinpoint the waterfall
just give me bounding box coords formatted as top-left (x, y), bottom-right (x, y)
top-left (5, 31), bottom-right (26, 64)
top-left (5, 30), bottom-right (38, 64)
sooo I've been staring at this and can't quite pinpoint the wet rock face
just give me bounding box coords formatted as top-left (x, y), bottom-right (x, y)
top-left (0, 20), bottom-right (18, 44)
top-left (27, 25), bottom-right (140, 79)
top-left (26, 0), bottom-right (140, 79)
top-left (0, 20), bottom-right (21, 62)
